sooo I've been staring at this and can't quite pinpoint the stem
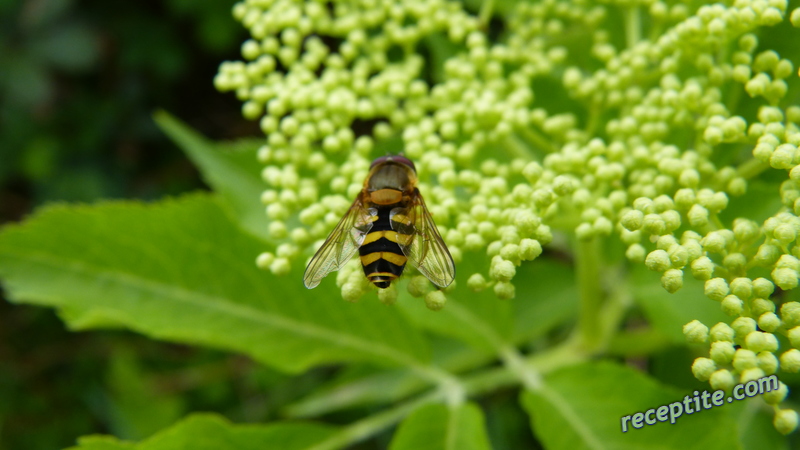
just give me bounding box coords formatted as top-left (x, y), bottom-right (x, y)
top-left (308, 343), bottom-right (587, 450)
top-left (737, 158), bottom-right (770, 180)
top-left (625, 6), bottom-right (641, 50)
top-left (479, 0), bottom-right (496, 27)
top-left (576, 237), bottom-right (603, 353)
top-left (516, 127), bottom-right (559, 154)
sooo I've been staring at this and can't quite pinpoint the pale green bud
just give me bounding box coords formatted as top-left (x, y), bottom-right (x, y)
top-left (754, 244), bottom-right (781, 266)
top-left (490, 257), bottom-right (516, 282)
top-left (674, 188), bottom-right (696, 209)
top-left (705, 278), bottom-right (730, 301)
top-left (710, 341), bottom-right (736, 364)
top-left (762, 381), bottom-right (788, 404)
top-left (467, 273), bottom-right (488, 292)
top-left (710, 322), bottom-right (735, 341)
top-left (733, 348), bottom-right (758, 371)
top-left (721, 295), bottom-right (744, 316)
top-left (780, 349), bottom-right (800, 372)
top-left (662, 269), bottom-right (684, 293)
top-left (732, 317), bottom-right (757, 339)
top-left (740, 367), bottom-right (766, 384)
top-left (691, 357), bottom-right (716, 381)
top-left (408, 275), bottom-right (432, 298)
top-left (424, 290), bottom-right (447, 311)
top-left (684, 320), bottom-right (708, 343)
top-left (753, 277), bottom-right (776, 298)
top-left (789, 326), bottom-right (800, 348)
top-left (646, 249), bottom-right (671, 272)
top-left (757, 352), bottom-right (779, 375)
top-left (341, 283), bottom-right (364, 303)
top-left (774, 410), bottom-right (799, 435)
top-left (781, 301), bottom-right (800, 328)
top-left (520, 239), bottom-right (543, 260)
top-left (709, 369), bottom-right (735, 391)
top-left (723, 253), bottom-right (747, 275)
top-left (668, 244), bottom-right (689, 267)
top-left (378, 286), bottom-right (398, 305)
top-left (691, 256), bottom-right (715, 280)
top-left (758, 312), bottom-right (781, 332)
top-left (256, 252), bottom-right (275, 270)
top-left (620, 209), bottom-right (644, 231)
top-left (745, 331), bottom-right (779, 352)
top-left (494, 281), bottom-right (516, 300)
top-left (626, 244), bottom-right (646, 263)
top-left (729, 278), bottom-right (753, 299)
top-left (701, 232), bottom-right (726, 253)
top-left (688, 204), bottom-right (709, 227)
top-left (642, 214), bottom-right (666, 235)
top-left (772, 267), bottom-right (799, 290)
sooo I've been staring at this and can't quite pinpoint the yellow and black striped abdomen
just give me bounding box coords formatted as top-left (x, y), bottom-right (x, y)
top-left (359, 207), bottom-right (409, 288)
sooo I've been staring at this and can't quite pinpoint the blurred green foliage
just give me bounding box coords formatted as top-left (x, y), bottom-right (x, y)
top-left (0, 0), bottom-right (262, 448)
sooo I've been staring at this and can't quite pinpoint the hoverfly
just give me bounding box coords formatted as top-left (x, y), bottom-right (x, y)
top-left (303, 155), bottom-right (455, 290)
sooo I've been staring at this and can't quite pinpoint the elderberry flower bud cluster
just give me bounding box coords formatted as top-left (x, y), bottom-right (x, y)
top-left (219, 0), bottom-right (800, 433)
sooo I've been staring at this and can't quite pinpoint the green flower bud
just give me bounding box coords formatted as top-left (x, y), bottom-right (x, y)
top-left (688, 204), bottom-right (710, 227)
top-left (408, 275), bottom-right (432, 298)
top-left (646, 249), bottom-right (671, 272)
top-left (753, 277), bottom-right (776, 298)
top-left (772, 267), bottom-right (799, 290)
top-left (745, 331), bottom-right (779, 352)
top-left (683, 320), bottom-right (709, 343)
top-left (691, 256), bottom-right (715, 280)
top-left (575, 222), bottom-right (595, 240)
top-left (732, 317), bottom-right (757, 340)
top-left (378, 285), bottom-right (398, 305)
top-left (661, 210), bottom-right (681, 231)
top-left (789, 326), bottom-right (800, 348)
top-left (626, 244), bottom-right (646, 263)
top-left (701, 231), bottom-right (726, 253)
top-left (754, 244), bottom-right (781, 266)
top-left (691, 357), bottom-right (716, 381)
top-left (662, 269), bottom-right (684, 293)
top-left (642, 213), bottom-right (667, 235)
top-left (792, 8), bottom-right (800, 27)
top-left (733, 348), bottom-right (758, 371)
top-left (780, 349), bottom-right (800, 372)
top-left (774, 409), bottom-right (799, 435)
top-left (740, 367), bottom-right (766, 385)
top-left (709, 369), bottom-right (735, 391)
top-left (705, 278), bottom-right (730, 301)
top-left (494, 281), bottom-right (516, 300)
top-left (758, 312), bottom-right (781, 332)
top-left (721, 295), bottom-right (744, 316)
top-left (668, 244), bottom-right (689, 268)
top-left (674, 188), bottom-right (696, 209)
top-left (730, 278), bottom-right (753, 299)
top-left (710, 322), bottom-right (735, 342)
top-left (466, 273), bottom-right (487, 293)
top-left (256, 252), bottom-right (275, 270)
top-left (762, 381), bottom-right (788, 404)
top-left (710, 341), bottom-right (736, 365)
top-left (490, 257), bottom-right (516, 282)
top-left (520, 239), bottom-right (543, 261)
top-left (757, 351), bottom-right (779, 375)
top-left (424, 290), bottom-right (447, 311)
top-left (781, 302), bottom-right (800, 328)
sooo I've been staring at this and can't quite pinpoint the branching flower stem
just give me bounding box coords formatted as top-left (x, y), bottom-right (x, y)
top-left (576, 237), bottom-right (604, 354)
top-left (307, 343), bottom-right (587, 450)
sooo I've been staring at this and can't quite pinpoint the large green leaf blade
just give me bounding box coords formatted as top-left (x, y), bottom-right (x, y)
top-left (153, 111), bottom-right (270, 242)
top-left (521, 361), bottom-right (740, 450)
top-left (67, 413), bottom-right (337, 450)
top-left (0, 194), bottom-right (430, 372)
top-left (389, 402), bottom-right (492, 450)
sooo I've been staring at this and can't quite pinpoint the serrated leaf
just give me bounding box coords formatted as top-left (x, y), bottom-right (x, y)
top-left (631, 264), bottom-right (729, 344)
top-left (389, 402), bottom-right (492, 450)
top-left (0, 193), bottom-right (430, 373)
top-left (67, 413), bottom-right (337, 450)
top-left (521, 361), bottom-right (741, 450)
top-left (153, 111), bottom-right (270, 242)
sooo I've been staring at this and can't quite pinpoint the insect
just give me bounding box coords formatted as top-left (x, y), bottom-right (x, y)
top-left (303, 155), bottom-right (455, 290)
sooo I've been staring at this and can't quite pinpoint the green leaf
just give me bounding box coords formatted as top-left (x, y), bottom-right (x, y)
top-left (153, 111), bottom-right (270, 242)
top-left (389, 402), bottom-right (492, 450)
top-left (0, 193), bottom-right (430, 373)
top-left (67, 413), bottom-right (337, 450)
top-left (521, 361), bottom-right (740, 450)
top-left (631, 264), bottom-right (729, 344)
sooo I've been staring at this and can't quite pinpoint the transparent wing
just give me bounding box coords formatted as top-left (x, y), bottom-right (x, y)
top-left (303, 198), bottom-right (374, 289)
top-left (391, 190), bottom-right (455, 288)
